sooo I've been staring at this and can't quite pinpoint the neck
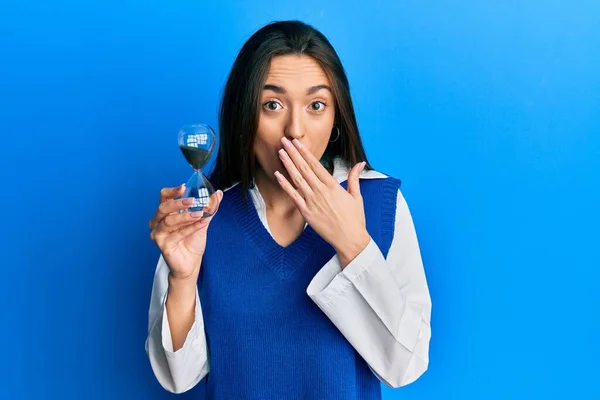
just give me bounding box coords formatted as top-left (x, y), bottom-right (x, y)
top-left (254, 167), bottom-right (299, 216)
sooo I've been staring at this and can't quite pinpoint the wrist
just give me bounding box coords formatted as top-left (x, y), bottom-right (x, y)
top-left (168, 271), bottom-right (198, 297)
top-left (335, 231), bottom-right (371, 269)
top-left (167, 260), bottom-right (200, 283)
top-left (168, 269), bottom-right (197, 283)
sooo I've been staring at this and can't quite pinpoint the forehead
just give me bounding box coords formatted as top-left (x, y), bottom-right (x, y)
top-left (265, 55), bottom-right (330, 87)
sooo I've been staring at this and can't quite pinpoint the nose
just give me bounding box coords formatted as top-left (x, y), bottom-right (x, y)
top-left (283, 107), bottom-right (305, 141)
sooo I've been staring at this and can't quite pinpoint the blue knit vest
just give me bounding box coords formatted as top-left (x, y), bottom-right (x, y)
top-left (197, 176), bottom-right (401, 400)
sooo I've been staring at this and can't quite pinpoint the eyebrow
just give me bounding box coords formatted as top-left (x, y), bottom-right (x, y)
top-left (263, 84), bottom-right (332, 95)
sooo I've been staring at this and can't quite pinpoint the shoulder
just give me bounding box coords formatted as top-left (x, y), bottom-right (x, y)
top-left (333, 157), bottom-right (400, 184)
top-left (359, 167), bottom-right (403, 199)
top-left (358, 167), bottom-right (400, 184)
top-left (358, 168), bottom-right (415, 226)
top-left (332, 157), bottom-right (403, 199)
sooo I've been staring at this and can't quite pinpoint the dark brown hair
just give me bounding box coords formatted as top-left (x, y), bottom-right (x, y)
top-left (211, 20), bottom-right (372, 199)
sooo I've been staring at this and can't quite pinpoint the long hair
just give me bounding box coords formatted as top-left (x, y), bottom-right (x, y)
top-left (211, 20), bottom-right (372, 200)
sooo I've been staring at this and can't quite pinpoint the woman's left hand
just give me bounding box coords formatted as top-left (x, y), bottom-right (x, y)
top-left (275, 137), bottom-right (371, 268)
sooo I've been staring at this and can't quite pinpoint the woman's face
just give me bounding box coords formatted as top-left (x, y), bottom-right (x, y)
top-left (254, 54), bottom-right (336, 182)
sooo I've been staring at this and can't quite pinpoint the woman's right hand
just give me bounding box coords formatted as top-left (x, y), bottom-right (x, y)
top-left (149, 184), bottom-right (223, 280)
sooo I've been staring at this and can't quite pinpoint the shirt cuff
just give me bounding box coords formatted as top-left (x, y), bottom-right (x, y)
top-left (306, 238), bottom-right (382, 304)
top-left (306, 251), bottom-right (354, 306)
top-left (307, 239), bottom-right (424, 352)
top-left (342, 239), bottom-right (424, 351)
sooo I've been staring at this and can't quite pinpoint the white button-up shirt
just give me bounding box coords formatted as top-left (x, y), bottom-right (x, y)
top-left (145, 158), bottom-right (432, 394)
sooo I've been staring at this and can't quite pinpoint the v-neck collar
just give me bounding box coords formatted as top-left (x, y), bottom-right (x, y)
top-left (222, 157), bottom-right (388, 280)
top-left (230, 183), bottom-right (325, 280)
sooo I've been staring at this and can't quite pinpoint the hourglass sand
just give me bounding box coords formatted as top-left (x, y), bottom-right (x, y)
top-left (177, 123), bottom-right (219, 217)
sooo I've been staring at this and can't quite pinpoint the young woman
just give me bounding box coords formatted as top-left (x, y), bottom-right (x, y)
top-left (146, 20), bottom-right (432, 399)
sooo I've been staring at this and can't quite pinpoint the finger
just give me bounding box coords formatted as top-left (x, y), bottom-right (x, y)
top-left (280, 137), bottom-right (324, 191)
top-left (274, 170), bottom-right (308, 213)
top-left (152, 208), bottom-right (207, 243)
top-left (200, 190), bottom-right (223, 217)
top-left (161, 209), bottom-right (204, 230)
top-left (347, 161), bottom-right (366, 199)
top-left (289, 138), bottom-right (338, 187)
top-left (162, 191), bottom-right (223, 245)
top-left (160, 184), bottom-right (186, 203)
top-left (278, 148), bottom-right (314, 198)
top-left (152, 197), bottom-right (195, 226)
top-left (151, 211), bottom-right (200, 241)
top-left (167, 190), bottom-right (222, 230)
top-left (163, 217), bottom-right (211, 247)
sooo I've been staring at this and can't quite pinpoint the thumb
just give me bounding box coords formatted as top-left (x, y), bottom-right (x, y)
top-left (205, 190), bottom-right (224, 219)
top-left (347, 162), bottom-right (366, 198)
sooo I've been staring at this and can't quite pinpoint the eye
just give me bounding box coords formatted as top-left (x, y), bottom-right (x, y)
top-left (309, 101), bottom-right (327, 112)
top-left (263, 101), bottom-right (283, 111)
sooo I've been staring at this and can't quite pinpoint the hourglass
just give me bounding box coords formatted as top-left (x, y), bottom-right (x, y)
top-left (178, 123), bottom-right (219, 217)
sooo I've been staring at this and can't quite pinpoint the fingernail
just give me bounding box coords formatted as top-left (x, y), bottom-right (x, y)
top-left (292, 139), bottom-right (303, 149)
top-left (183, 198), bottom-right (194, 205)
top-left (278, 149), bottom-right (288, 160)
top-left (191, 211), bottom-right (203, 218)
top-left (281, 137), bottom-right (291, 146)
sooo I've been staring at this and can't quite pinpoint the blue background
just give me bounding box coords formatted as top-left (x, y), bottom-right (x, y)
top-left (1, 1), bottom-right (599, 399)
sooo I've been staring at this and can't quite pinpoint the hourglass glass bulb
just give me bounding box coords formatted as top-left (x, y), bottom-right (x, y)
top-left (178, 124), bottom-right (216, 171)
top-left (177, 124), bottom-right (218, 217)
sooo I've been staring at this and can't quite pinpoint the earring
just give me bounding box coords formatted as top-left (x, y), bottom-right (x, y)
top-left (329, 126), bottom-right (340, 143)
